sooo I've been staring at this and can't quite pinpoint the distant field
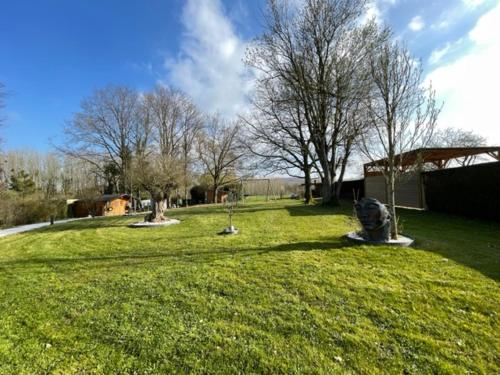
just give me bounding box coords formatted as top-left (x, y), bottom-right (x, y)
top-left (0, 199), bottom-right (498, 373)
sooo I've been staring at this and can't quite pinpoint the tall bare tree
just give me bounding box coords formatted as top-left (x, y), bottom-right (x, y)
top-left (178, 95), bottom-right (202, 206)
top-left (0, 82), bottom-right (5, 131)
top-left (0, 82), bottom-right (7, 189)
top-left (60, 85), bottom-right (139, 193)
top-left (197, 115), bottom-right (243, 203)
top-left (243, 80), bottom-right (317, 203)
top-left (247, 0), bottom-right (384, 205)
top-left (135, 86), bottom-right (201, 221)
top-left (334, 105), bottom-right (370, 199)
top-left (143, 86), bottom-right (201, 203)
top-left (360, 40), bottom-right (441, 239)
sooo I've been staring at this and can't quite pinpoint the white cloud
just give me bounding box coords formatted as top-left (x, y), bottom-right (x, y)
top-left (428, 38), bottom-right (466, 65)
top-left (363, 1), bottom-right (382, 24)
top-left (164, 0), bottom-right (253, 118)
top-left (426, 3), bottom-right (500, 144)
top-left (431, 0), bottom-right (494, 30)
top-left (428, 44), bottom-right (452, 65)
top-left (361, 0), bottom-right (398, 25)
top-left (462, 0), bottom-right (486, 9)
top-left (408, 16), bottom-right (425, 31)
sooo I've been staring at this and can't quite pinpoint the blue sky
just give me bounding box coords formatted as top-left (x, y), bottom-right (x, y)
top-left (1, 0), bottom-right (499, 151)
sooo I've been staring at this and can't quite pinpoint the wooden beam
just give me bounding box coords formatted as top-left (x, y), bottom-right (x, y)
top-left (487, 151), bottom-right (500, 160)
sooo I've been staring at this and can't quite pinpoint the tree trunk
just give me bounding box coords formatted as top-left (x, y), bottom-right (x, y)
top-left (335, 161), bottom-right (347, 204)
top-left (148, 196), bottom-right (167, 222)
top-left (213, 186), bottom-right (218, 204)
top-left (304, 167), bottom-right (312, 204)
top-left (387, 121), bottom-right (398, 239)
top-left (321, 171), bottom-right (334, 206)
top-left (388, 164), bottom-right (398, 240)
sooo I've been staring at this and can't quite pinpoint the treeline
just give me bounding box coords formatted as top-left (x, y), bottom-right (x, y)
top-left (2, 150), bottom-right (99, 196)
top-left (0, 151), bottom-right (99, 227)
top-left (0, 84), bottom-right (248, 226)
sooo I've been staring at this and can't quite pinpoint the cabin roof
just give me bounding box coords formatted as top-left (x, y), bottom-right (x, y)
top-left (94, 194), bottom-right (131, 202)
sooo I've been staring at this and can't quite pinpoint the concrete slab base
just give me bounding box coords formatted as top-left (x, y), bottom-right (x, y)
top-left (346, 231), bottom-right (414, 247)
top-left (129, 219), bottom-right (180, 228)
top-left (219, 226), bottom-right (239, 235)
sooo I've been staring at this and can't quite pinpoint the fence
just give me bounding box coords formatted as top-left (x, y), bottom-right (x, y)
top-left (422, 161), bottom-right (500, 221)
top-left (336, 179), bottom-right (365, 201)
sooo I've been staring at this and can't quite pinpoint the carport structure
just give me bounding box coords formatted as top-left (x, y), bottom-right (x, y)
top-left (363, 147), bottom-right (500, 208)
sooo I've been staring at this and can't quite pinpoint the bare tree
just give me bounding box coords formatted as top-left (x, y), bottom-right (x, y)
top-left (429, 127), bottom-right (487, 166)
top-left (0, 82), bottom-right (7, 189)
top-left (0, 82), bottom-right (5, 131)
top-left (334, 105), bottom-right (370, 199)
top-left (197, 115), bottom-right (243, 203)
top-left (247, 0), bottom-right (384, 205)
top-left (178, 96), bottom-right (202, 206)
top-left (61, 156), bottom-right (103, 196)
top-left (360, 39), bottom-right (441, 239)
top-left (142, 86), bottom-right (201, 206)
top-left (242, 80), bottom-right (317, 203)
top-left (134, 86), bottom-right (201, 221)
top-left (60, 85), bottom-right (139, 193)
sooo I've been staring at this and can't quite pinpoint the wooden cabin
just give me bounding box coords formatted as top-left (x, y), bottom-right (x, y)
top-left (207, 189), bottom-right (228, 204)
top-left (69, 194), bottom-right (131, 218)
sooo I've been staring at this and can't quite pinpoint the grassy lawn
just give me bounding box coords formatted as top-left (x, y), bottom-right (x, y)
top-left (0, 199), bottom-right (498, 374)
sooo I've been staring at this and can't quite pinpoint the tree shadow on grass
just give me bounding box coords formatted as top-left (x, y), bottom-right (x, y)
top-left (236, 205), bottom-right (290, 214)
top-left (34, 218), bottom-right (132, 233)
top-left (287, 203), bottom-right (500, 281)
top-left (286, 204), bottom-right (351, 217)
top-left (398, 208), bottom-right (500, 282)
top-left (0, 238), bottom-right (353, 274)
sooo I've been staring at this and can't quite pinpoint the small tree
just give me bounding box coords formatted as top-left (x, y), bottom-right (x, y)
top-left (10, 169), bottom-right (36, 197)
top-left (360, 39), bottom-right (441, 239)
top-left (197, 115), bottom-right (243, 203)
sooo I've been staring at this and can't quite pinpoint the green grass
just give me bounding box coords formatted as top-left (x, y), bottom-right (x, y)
top-left (0, 199), bottom-right (498, 374)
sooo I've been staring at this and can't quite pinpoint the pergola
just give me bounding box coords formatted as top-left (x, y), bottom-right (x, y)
top-left (364, 147), bottom-right (500, 176)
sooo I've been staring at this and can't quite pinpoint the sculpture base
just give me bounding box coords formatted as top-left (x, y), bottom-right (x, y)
top-left (129, 219), bottom-right (180, 228)
top-left (346, 231), bottom-right (414, 247)
top-left (220, 225), bottom-right (239, 235)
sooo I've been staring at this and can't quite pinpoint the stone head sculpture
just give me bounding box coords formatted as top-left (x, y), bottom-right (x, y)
top-left (354, 198), bottom-right (391, 242)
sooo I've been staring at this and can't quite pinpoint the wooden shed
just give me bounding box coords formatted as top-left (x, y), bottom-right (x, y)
top-left (207, 189), bottom-right (228, 204)
top-left (70, 194), bottom-right (131, 218)
top-left (363, 147), bottom-right (500, 208)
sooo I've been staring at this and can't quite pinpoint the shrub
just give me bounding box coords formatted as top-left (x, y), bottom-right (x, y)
top-left (0, 191), bottom-right (67, 228)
